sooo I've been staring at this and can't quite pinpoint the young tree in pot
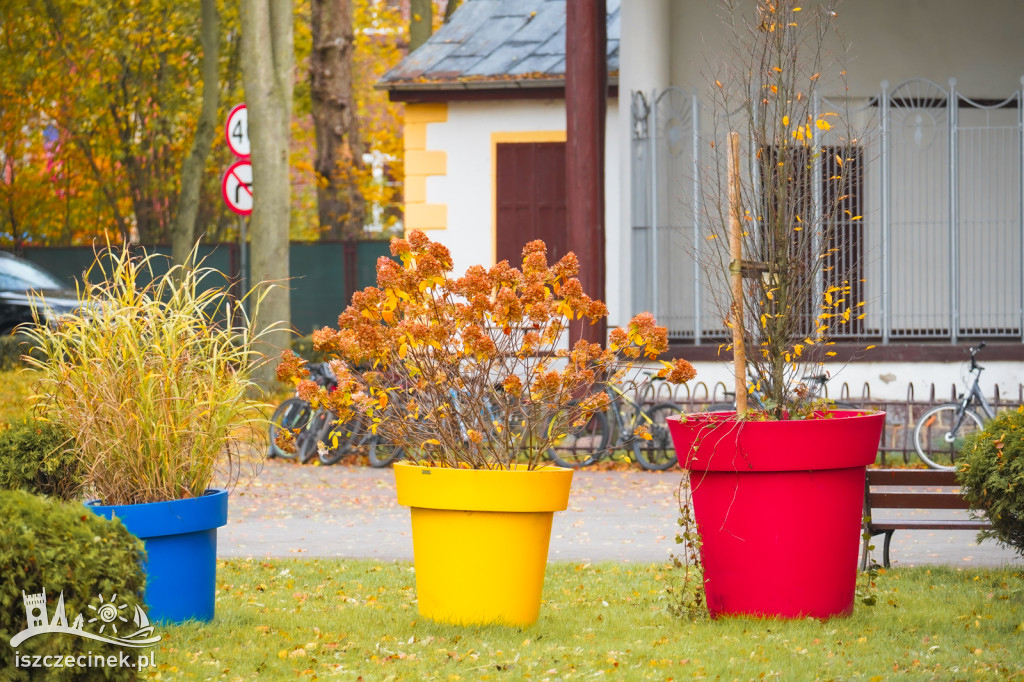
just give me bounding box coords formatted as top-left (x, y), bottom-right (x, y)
top-left (24, 245), bottom-right (276, 623)
top-left (666, 0), bottom-right (885, 619)
top-left (276, 230), bottom-right (696, 625)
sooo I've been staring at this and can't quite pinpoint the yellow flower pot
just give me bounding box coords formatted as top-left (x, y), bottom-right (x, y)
top-left (394, 461), bottom-right (574, 626)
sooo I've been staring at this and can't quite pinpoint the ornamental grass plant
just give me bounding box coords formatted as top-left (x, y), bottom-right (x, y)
top-left (23, 245), bottom-right (276, 505)
top-left (276, 230), bottom-right (695, 469)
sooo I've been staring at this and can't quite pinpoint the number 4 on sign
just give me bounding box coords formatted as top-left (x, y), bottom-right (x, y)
top-left (225, 104), bottom-right (250, 158)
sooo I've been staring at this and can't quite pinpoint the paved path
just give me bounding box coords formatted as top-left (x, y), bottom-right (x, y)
top-left (222, 459), bottom-right (1021, 568)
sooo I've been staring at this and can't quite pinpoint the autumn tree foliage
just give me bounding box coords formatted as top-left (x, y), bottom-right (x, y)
top-left (0, 0), bottom-right (251, 247)
top-left (292, 0), bottom-right (407, 240)
top-left (2, 0), bottom-right (410, 248)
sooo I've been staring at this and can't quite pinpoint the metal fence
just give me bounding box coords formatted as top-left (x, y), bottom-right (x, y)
top-left (632, 78), bottom-right (1024, 344)
top-left (18, 240), bottom-right (392, 336)
top-left (643, 378), bottom-right (1024, 464)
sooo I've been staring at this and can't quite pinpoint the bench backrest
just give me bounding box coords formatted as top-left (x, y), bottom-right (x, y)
top-left (864, 468), bottom-right (970, 511)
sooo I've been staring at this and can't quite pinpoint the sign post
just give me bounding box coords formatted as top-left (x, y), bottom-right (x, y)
top-left (223, 104), bottom-right (250, 298)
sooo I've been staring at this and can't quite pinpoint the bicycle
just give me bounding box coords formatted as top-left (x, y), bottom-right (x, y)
top-left (913, 342), bottom-right (994, 470)
top-left (267, 362), bottom-right (337, 460)
top-left (547, 374), bottom-right (683, 472)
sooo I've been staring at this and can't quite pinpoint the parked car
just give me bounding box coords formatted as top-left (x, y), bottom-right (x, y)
top-left (0, 251), bottom-right (79, 335)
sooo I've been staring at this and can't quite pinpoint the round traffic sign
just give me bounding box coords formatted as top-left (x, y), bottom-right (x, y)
top-left (222, 160), bottom-right (253, 215)
top-left (225, 103), bottom-right (250, 158)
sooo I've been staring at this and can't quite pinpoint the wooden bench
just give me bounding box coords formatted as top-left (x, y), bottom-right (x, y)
top-left (861, 468), bottom-right (991, 569)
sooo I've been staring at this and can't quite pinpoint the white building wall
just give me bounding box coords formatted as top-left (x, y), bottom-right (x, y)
top-left (426, 97), bottom-right (626, 325)
top-left (663, 0), bottom-right (1024, 99)
top-left (687, 360), bottom-right (1024, 407)
top-left (617, 0), bottom-right (1024, 400)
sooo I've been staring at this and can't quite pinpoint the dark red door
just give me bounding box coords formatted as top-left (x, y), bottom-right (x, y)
top-left (495, 142), bottom-right (567, 267)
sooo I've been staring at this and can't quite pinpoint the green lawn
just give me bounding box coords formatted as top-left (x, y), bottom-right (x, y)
top-left (0, 369), bottom-right (36, 425)
top-left (152, 560), bottom-right (1024, 680)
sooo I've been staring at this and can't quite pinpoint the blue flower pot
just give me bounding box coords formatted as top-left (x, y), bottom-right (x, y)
top-left (88, 488), bottom-right (228, 623)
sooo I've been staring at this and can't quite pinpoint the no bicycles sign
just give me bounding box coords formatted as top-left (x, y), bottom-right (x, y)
top-left (222, 160), bottom-right (253, 216)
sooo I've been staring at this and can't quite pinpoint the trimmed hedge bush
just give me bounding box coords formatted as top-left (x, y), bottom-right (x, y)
top-left (0, 490), bottom-right (146, 680)
top-left (958, 406), bottom-right (1024, 556)
top-left (0, 420), bottom-right (83, 501)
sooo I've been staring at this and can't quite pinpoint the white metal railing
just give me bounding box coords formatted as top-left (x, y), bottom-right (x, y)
top-left (631, 78), bottom-right (1024, 344)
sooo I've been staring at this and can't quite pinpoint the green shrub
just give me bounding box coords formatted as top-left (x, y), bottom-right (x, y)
top-left (0, 335), bottom-right (43, 371)
top-left (0, 490), bottom-right (146, 680)
top-left (0, 420), bottom-right (83, 501)
top-left (958, 406), bottom-right (1024, 555)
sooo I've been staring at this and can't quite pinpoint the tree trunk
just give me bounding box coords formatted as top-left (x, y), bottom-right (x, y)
top-left (240, 0), bottom-right (294, 388)
top-left (409, 0), bottom-right (432, 51)
top-left (171, 0), bottom-right (220, 266)
top-left (444, 0), bottom-right (461, 23)
top-left (310, 0), bottom-right (365, 241)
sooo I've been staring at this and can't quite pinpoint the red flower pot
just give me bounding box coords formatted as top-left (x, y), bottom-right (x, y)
top-left (668, 410), bottom-right (885, 619)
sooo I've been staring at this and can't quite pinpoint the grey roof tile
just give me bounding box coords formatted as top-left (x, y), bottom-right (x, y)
top-left (426, 55), bottom-right (488, 79)
top-left (607, 0), bottom-right (621, 41)
top-left (451, 16), bottom-right (533, 57)
top-left (534, 25), bottom-right (566, 56)
top-left (379, 0), bottom-right (620, 89)
top-left (506, 3), bottom-right (565, 43)
top-left (508, 54), bottom-right (564, 76)
top-left (464, 43), bottom-right (535, 77)
top-left (386, 42), bottom-right (461, 80)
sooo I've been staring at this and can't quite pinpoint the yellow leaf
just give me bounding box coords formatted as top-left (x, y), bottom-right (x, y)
top-left (398, 343), bottom-right (408, 359)
top-left (826, 351), bottom-right (837, 356)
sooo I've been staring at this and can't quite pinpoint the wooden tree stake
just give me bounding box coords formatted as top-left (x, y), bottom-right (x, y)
top-left (728, 131), bottom-right (748, 415)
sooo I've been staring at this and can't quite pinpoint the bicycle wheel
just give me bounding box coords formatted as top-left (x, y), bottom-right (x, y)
top-left (367, 436), bottom-right (406, 468)
top-left (913, 403), bottom-right (984, 470)
top-left (298, 409), bottom-right (353, 464)
top-left (318, 416), bottom-right (370, 465)
top-left (268, 397), bottom-right (312, 460)
top-left (547, 408), bottom-right (610, 468)
top-left (633, 402), bottom-right (683, 471)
